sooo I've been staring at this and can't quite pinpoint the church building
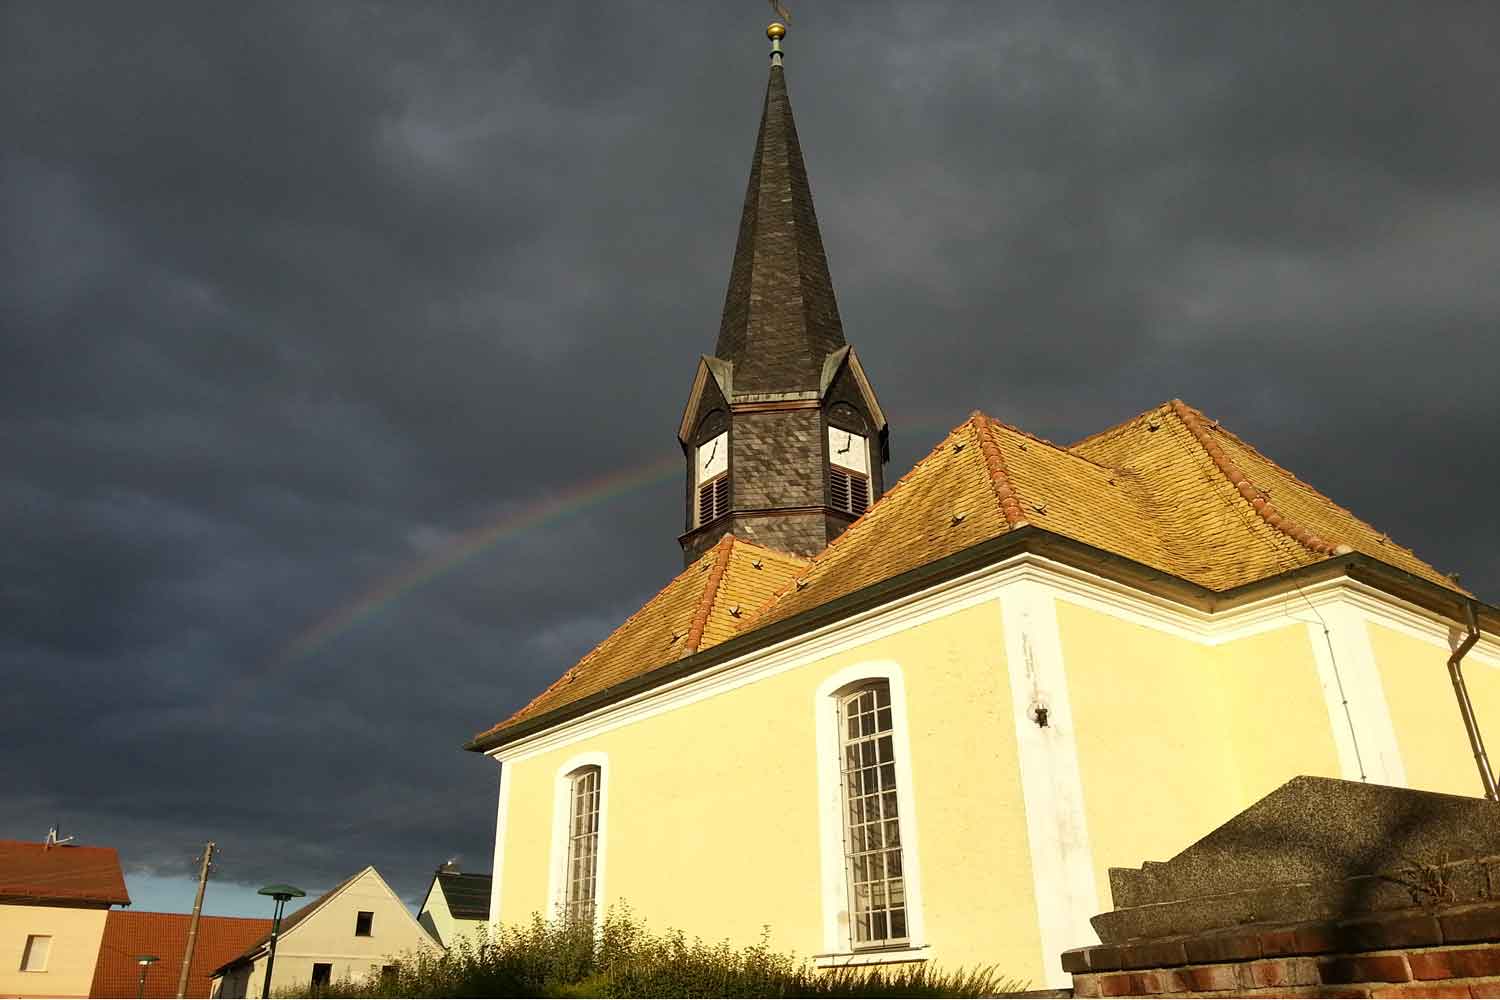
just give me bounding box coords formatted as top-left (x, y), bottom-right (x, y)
top-left (466, 23), bottom-right (1498, 988)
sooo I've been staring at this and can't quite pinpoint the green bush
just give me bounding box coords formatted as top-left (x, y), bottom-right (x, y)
top-left (282, 905), bottom-right (1022, 998)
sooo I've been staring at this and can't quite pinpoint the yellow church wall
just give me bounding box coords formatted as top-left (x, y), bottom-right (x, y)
top-left (491, 572), bottom-right (1495, 986)
top-left (1215, 622), bottom-right (1342, 805)
top-left (1057, 600), bottom-right (1245, 914)
top-left (1369, 621), bottom-right (1500, 798)
top-left (1059, 604), bottom-right (1345, 912)
top-left (496, 600), bottom-right (1049, 980)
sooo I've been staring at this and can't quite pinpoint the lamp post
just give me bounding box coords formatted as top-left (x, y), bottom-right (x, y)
top-left (257, 883), bottom-right (305, 998)
top-left (136, 955), bottom-right (159, 999)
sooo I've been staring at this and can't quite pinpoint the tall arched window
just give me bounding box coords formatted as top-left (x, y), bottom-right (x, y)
top-left (563, 765), bottom-right (601, 922)
top-left (838, 681), bottom-right (908, 947)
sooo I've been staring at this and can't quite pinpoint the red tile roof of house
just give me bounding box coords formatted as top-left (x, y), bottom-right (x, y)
top-left (0, 840), bottom-right (130, 907)
top-left (89, 910), bottom-right (271, 999)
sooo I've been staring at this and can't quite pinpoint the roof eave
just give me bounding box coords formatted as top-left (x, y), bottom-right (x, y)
top-left (466, 530), bottom-right (1495, 756)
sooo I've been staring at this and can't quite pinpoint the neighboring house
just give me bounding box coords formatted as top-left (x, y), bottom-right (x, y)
top-left (465, 24), bottom-right (1500, 991)
top-left (209, 867), bottom-right (437, 998)
top-left (415, 863), bottom-right (490, 949)
top-left (0, 839), bottom-right (130, 999)
top-left (88, 911), bottom-right (270, 999)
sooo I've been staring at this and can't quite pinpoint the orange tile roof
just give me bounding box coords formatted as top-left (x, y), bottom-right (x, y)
top-left (1069, 401), bottom-right (1461, 592)
top-left (473, 536), bottom-right (805, 743)
top-left (90, 910), bottom-right (271, 999)
top-left (0, 840), bottom-right (130, 907)
top-left (475, 401), bottom-right (1463, 747)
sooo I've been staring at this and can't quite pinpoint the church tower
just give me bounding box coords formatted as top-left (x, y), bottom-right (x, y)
top-left (678, 22), bottom-right (889, 564)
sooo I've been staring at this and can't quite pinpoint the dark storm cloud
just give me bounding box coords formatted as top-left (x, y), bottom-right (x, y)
top-left (4, 1), bottom-right (1498, 901)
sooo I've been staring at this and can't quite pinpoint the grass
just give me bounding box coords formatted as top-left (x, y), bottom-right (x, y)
top-left (285, 906), bottom-right (1022, 998)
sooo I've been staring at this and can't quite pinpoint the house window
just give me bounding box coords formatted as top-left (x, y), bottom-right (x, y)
top-left (20, 934), bottom-right (51, 972)
top-left (354, 911), bottom-right (373, 936)
top-left (564, 765), bottom-right (602, 922)
top-left (839, 681), bottom-right (908, 948)
top-left (310, 963), bottom-right (332, 991)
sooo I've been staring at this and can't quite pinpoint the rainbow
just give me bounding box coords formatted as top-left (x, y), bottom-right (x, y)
top-left (273, 451), bottom-right (682, 668)
top-left (263, 410), bottom-right (969, 675)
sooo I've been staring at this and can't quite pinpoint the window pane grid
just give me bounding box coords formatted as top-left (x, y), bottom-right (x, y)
top-left (839, 684), bottom-right (908, 948)
top-left (564, 767), bottom-right (600, 923)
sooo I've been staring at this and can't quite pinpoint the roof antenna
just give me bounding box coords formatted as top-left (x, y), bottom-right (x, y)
top-left (766, 1), bottom-right (789, 66)
top-left (45, 825), bottom-right (73, 849)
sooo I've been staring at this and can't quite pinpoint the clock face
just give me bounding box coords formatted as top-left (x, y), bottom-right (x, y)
top-left (697, 432), bottom-right (728, 483)
top-left (829, 427), bottom-right (869, 475)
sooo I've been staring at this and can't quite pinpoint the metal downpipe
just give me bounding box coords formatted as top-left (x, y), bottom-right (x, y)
top-left (1449, 600), bottom-right (1498, 800)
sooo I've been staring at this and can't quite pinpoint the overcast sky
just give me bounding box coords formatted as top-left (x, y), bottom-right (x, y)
top-left (5, 2), bottom-right (1498, 914)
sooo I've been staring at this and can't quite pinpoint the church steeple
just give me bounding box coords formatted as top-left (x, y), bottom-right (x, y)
top-left (678, 21), bottom-right (889, 564)
top-left (715, 38), bottom-right (845, 395)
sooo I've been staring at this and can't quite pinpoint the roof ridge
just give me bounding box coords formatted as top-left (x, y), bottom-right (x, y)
top-left (743, 415), bottom-right (979, 627)
top-left (683, 534), bottom-right (736, 655)
top-left (969, 412), bottom-right (1030, 528)
top-left (1194, 405), bottom-right (1443, 568)
top-left (984, 415), bottom-right (1115, 471)
top-left (1067, 401), bottom-right (1174, 453)
top-left (1169, 399), bottom-right (1351, 558)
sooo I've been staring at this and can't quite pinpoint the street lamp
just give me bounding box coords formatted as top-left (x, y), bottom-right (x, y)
top-left (136, 955), bottom-right (159, 999)
top-left (257, 883), bottom-right (305, 998)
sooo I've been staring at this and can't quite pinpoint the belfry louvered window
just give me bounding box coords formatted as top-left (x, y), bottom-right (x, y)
top-left (564, 766), bottom-right (601, 923)
top-left (697, 475), bottom-right (730, 525)
top-left (838, 681), bottom-right (908, 947)
top-left (829, 467), bottom-right (869, 516)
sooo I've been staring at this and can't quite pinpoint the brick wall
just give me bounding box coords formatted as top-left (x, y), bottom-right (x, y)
top-left (1064, 902), bottom-right (1500, 998)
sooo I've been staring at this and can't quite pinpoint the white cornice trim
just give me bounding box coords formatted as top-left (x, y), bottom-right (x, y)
top-left (488, 763), bottom-right (512, 930)
top-left (1000, 578), bottom-right (1099, 989)
top-left (489, 555), bottom-right (1487, 765)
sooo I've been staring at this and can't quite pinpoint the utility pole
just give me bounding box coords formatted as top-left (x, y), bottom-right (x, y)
top-left (175, 841), bottom-right (215, 999)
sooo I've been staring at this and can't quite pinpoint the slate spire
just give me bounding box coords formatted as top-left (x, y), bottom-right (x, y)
top-left (678, 22), bottom-right (887, 565)
top-left (714, 53), bottom-right (846, 395)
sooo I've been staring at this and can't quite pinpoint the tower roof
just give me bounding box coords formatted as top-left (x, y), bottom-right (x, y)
top-left (715, 62), bottom-right (846, 395)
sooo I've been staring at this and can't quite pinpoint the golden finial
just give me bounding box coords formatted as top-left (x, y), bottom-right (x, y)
top-left (767, 0), bottom-right (789, 61)
top-left (766, 19), bottom-right (786, 65)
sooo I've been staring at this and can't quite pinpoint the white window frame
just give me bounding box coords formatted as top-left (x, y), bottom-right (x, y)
top-left (20, 934), bottom-right (51, 972)
top-left (546, 751), bottom-right (610, 926)
top-left (814, 662), bottom-right (927, 963)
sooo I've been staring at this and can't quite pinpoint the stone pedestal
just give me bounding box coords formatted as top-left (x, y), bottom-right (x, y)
top-left (1063, 777), bottom-right (1500, 998)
